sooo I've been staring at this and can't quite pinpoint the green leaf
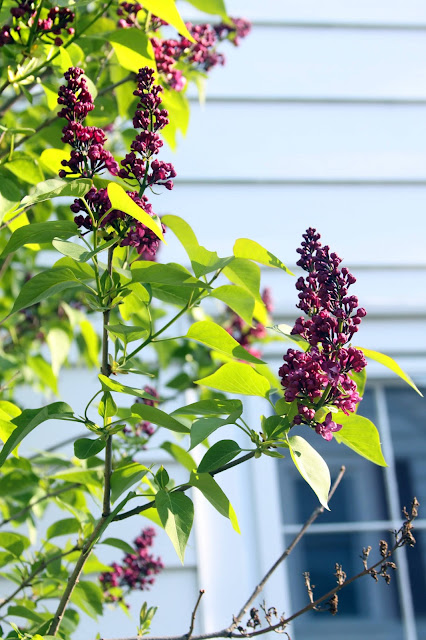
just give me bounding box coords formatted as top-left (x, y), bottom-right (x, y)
top-left (40, 148), bottom-right (70, 176)
top-left (1, 221), bottom-right (77, 258)
top-left (162, 214), bottom-right (232, 277)
top-left (110, 462), bottom-right (149, 503)
top-left (186, 321), bottom-right (265, 364)
top-left (155, 490), bottom-right (194, 563)
top-left (172, 398), bottom-right (242, 417)
top-left (9, 268), bottom-right (83, 316)
top-left (189, 416), bottom-right (234, 450)
top-left (99, 375), bottom-right (163, 403)
top-left (184, 0), bottom-right (228, 19)
top-left (357, 347), bottom-right (423, 396)
top-left (233, 238), bottom-right (294, 274)
top-left (108, 28), bottom-right (156, 73)
top-left (98, 392), bottom-right (118, 419)
top-left (52, 238), bottom-right (87, 261)
top-left (72, 581), bottom-right (103, 619)
top-left (142, 0), bottom-right (196, 41)
top-left (0, 551), bottom-right (15, 567)
top-left (51, 468), bottom-right (103, 487)
top-left (196, 361), bottom-right (270, 397)
top-left (46, 518), bottom-right (81, 540)
top-left (131, 403), bottom-right (190, 434)
top-left (334, 413), bottom-right (387, 466)
top-left (197, 440), bottom-right (242, 473)
top-left (107, 324), bottom-right (148, 344)
top-left (132, 261), bottom-right (209, 288)
top-left (350, 367), bottom-right (367, 398)
top-left (287, 435), bottom-right (330, 508)
top-left (222, 258), bottom-right (261, 301)
top-left (7, 605), bottom-right (45, 624)
top-left (0, 175), bottom-right (22, 223)
top-left (74, 438), bottom-right (106, 460)
top-left (0, 402), bottom-right (73, 468)
top-left (210, 285), bottom-right (255, 325)
top-left (189, 471), bottom-right (240, 532)
top-left (4, 153), bottom-right (44, 185)
top-left (155, 465), bottom-right (169, 489)
top-left (0, 532), bottom-right (30, 556)
top-left (107, 182), bottom-right (165, 241)
top-left (46, 328), bottom-right (71, 377)
top-left (161, 441), bottom-right (196, 471)
top-left (28, 355), bottom-right (58, 395)
top-left (80, 320), bottom-right (100, 368)
top-left (18, 178), bottom-right (92, 211)
top-left (101, 537), bottom-right (135, 555)
top-left (270, 323), bottom-right (309, 350)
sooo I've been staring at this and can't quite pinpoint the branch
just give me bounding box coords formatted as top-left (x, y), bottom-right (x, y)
top-left (113, 452), bottom-right (256, 522)
top-left (187, 590), bottom-right (205, 640)
top-left (0, 482), bottom-right (80, 528)
top-left (0, 546), bottom-right (79, 610)
top-left (48, 519), bottom-right (106, 634)
top-left (230, 465), bottom-right (346, 630)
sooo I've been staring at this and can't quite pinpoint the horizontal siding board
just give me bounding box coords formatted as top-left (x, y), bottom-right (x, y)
top-left (156, 184), bottom-right (426, 267)
top-left (165, 103), bottom-right (426, 180)
top-left (182, 0), bottom-right (426, 25)
top-left (191, 27), bottom-right (426, 99)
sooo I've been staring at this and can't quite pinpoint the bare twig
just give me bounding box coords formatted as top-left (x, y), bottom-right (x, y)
top-left (187, 590), bottom-right (205, 640)
top-left (230, 465), bottom-right (346, 629)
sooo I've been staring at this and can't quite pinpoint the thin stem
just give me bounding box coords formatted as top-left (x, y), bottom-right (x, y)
top-left (230, 466), bottom-right (346, 629)
top-left (113, 452), bottom-right (256, 522)
top-left (187, 590), bottom-right (205, 640)
top-left (48, 520), bottom-right (105, 635)
top-left (102, 437), bottom-right (112, 517)
top-left (0, 546), bottom-right (78, 611)
top-left (0, 483), bottom-right (81, 528)
top-left (102, 245), bottom-right (114, 375)
top-left (126, 269), bottom-right (222, 362)
top-left (84, 389), bottom-right (102, 422)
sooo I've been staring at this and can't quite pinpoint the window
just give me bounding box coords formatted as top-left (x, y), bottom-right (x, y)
top-left (277, 385), bottom-right (426, 640)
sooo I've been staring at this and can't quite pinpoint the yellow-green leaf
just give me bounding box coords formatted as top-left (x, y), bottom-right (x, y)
top-left (107, 182), bottom-right (165, 242)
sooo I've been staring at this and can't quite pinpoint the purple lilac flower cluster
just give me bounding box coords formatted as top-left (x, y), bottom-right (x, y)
top-left (0, 3), bottom-right (74, 48)
top-left (58, 66), bottom-right (166, 259)
top-left (226, 289), bottom-right (273, 360)
top-left (99, 528), bottom-right (163, 603)
top-left (58, 67), bottom-right (119, 179)
top-left (278, 228), bottom-right (367, 441)
top-left (150, 17), bottom-right (251, 91)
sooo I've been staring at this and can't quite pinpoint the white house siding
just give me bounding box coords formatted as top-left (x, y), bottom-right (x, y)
top-left (4, 2), bottom-right (426, 640)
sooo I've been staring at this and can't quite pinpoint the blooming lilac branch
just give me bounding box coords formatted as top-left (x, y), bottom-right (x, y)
top-left (279, 228), bottom-right (367, 441)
